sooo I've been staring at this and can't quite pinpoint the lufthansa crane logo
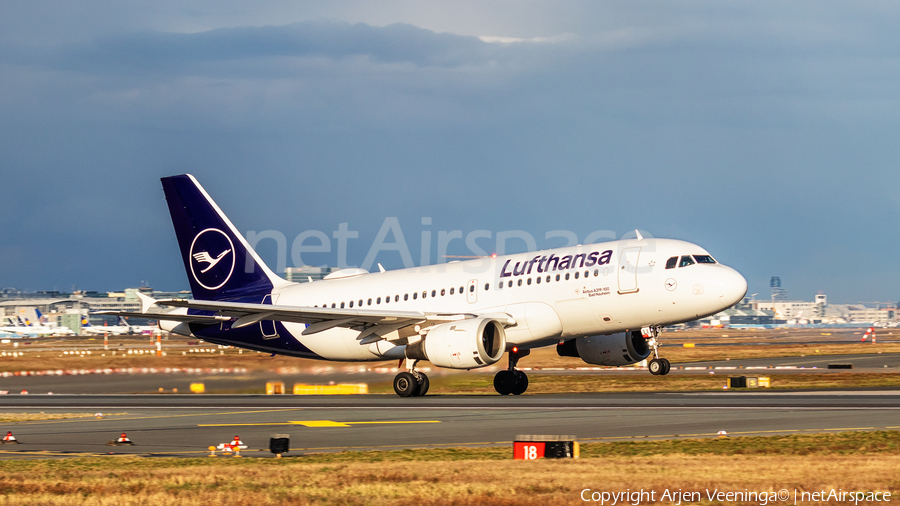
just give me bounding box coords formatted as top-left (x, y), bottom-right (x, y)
top-left (189, 228), bottom-right (235, 291)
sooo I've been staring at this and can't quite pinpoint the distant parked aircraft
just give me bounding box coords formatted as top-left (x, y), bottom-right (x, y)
top-left (81, 316), bottom-right (157, 335)
top-left (0, 312), bottom-right (74, 336)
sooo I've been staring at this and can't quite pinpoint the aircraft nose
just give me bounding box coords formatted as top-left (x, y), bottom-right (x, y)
top-left (716, 266), bottom-right (747, 308)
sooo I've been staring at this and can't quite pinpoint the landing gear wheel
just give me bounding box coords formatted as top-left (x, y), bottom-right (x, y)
top-left (393, 371), bottom-right (420, 397)
top-left (512, 370), bottom-right (529, 395)
top-left (659, 358), bottom-right (671, 376)
top-left (415, 373), bottom-right (430, 396)
top-left (493, 370), bottom-right (516, 395)
top-left (649, 358), bottom-right (663, 376)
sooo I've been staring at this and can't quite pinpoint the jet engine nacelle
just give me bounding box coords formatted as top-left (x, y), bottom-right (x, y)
top-left (406, 318), bottom-right (507, 369)
top-left (556, 331), bottom-right (651, 367)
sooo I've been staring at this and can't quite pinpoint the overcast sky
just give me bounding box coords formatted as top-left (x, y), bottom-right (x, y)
top-left (1, 1), bottom-right (898, 303)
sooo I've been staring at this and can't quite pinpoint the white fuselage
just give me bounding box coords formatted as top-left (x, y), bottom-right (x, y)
top-left (234, 237), bottom-right (745, 362)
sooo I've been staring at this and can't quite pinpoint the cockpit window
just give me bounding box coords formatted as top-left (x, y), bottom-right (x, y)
top-left (693, 255), bottom-right (716, 264)
top-left (665, 256), bottom-right (678, 269)
top-left (678, 255), bottom-right (695, 268)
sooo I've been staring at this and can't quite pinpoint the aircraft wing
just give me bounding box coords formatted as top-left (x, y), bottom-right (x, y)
top-left (95, 310), bottom-right (229, 325)
top-left (99, 299), bottom-right (503, 344)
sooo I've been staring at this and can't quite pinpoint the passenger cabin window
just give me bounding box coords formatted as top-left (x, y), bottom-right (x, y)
top-left (459, 286), bottom-right (464, 293)
top-left (359, 299), bottom-right (363, 306)
top-left (574, 272), bottom-right (579, 279)
top-left (431, 290), bottom-right (437, 297)
top-left (517, 279), bottom-right (523, 286)
top-left (665, 256), bottom-right (678, 269)
top-left (484, 283), bottom-right (490, 290)
top-left (527, 278), bottom-right (532, 285)
top-left (413, 292), bottom-right (418, 300)
top-left (693, 255), bottom-right (716, 264)
top-left (450, 287), bottom-right (455, 295)
top-left (679, 255), bottom-right (695, 268)
top-left (367, 298), bottom-right (372, 305)
top-left (441, 289), bottom-right (446, 296)
top-left (377, 297), bottom-right (381, 304)
top-left (349, 301), bottom-right (353, 308)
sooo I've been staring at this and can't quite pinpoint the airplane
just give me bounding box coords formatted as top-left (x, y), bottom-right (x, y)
top-left (121, 317), bottom-right (160, 335)
top-left (0, 314), bottom-right (74, 336)
top-left (80, 316), bottom-right (129, 335)
top-left (81, 316), bottom-right (157, 336)
top-left (100, 174), bottom-right (747, 397)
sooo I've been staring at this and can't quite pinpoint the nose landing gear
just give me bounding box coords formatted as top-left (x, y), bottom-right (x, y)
top-left (648, 357), bottom-right (670, 375)
top-left (643, 326), bottom-right (671, 376)
top-left (494, 348), bottom-right (530, 395)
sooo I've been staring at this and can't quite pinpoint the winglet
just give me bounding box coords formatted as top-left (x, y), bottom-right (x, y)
top-left (137, 292), bottom-right (157, 313)
top-left (635, 229), bottom-right (644, 241)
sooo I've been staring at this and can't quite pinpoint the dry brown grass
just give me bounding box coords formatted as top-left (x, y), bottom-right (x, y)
top-left (0, 455), bottom-right (897, 505)
top-left (517, 341), bottom-right (900, 369)
top-left (0, 335), bottom-right (398, 373)
top-left (1, 432), bottom-right (899, 505)
top-left (2, 329), bottom-right (897, 374)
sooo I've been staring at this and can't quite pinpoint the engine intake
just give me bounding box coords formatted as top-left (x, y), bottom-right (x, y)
top-left (557, 331), bottom-right (651, 366)
top-left (406, 318), bottom-right (506, 369)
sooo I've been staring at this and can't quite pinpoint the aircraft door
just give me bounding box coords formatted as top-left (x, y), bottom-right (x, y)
top-left (467, 279), bottom-right (478, 304)
top-left (260, 294), bottom-right (278, 339)
top-left (617, 247), bottom-right (641, 294)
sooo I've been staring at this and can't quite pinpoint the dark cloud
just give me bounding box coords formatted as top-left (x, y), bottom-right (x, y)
top-left (1, 6), bottom-right (899, 302)
top-left (50, 21), bottom-right (496, 73)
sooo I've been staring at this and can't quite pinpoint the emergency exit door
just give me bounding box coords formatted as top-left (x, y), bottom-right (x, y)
top-left (617, 247), bottom-right (641, 294)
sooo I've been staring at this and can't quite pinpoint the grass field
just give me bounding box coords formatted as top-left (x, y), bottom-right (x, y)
top-left (0, 432), bottom-right (897, 505)
top-left (1, 328), bottom-right (897, 375)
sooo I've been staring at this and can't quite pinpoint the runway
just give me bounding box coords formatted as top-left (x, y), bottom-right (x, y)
top-left (2, 392), bottom-right (899, 458)
top-left (3, 353), bottom-right (897, 396)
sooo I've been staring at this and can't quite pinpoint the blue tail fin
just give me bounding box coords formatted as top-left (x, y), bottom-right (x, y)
top-left (161, 174), bottom-right (288, 301)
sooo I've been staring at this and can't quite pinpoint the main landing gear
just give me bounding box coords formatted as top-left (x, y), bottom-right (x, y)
top-left (494, 348), bottom-right (530, 395)
top-left (643, 326), bottom-right (671, 376)
top-left (393, 358), bottom-right (429, 397)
